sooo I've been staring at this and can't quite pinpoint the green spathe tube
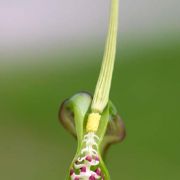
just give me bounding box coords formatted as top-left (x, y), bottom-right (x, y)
top-left (59, 92), bottom-right (125, 180)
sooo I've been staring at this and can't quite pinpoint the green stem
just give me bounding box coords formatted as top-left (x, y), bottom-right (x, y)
top-left (91, 0), bottom-right (119, 113)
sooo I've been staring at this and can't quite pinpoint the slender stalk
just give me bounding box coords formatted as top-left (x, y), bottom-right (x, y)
top-left (91, 0), bottom-right (119, 113)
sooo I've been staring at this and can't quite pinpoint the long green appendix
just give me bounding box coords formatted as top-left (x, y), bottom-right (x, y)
top-left (91, 0), bottom-right (119, 114)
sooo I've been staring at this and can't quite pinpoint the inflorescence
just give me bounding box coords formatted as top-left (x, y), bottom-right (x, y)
top-left (70, 132), bottom-right (104, 180)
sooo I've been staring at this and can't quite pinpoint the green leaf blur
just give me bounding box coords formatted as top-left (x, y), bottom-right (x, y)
top-left (0, 37), bottom-right (180, 180)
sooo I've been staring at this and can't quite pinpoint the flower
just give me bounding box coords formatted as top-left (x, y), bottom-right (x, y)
top-left (59, 92), bottom-right (125, 179)
top-left (59, 0), bottom-right (124, 179)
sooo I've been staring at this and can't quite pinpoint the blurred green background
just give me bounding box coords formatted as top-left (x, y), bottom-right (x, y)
top-left (0, 35), bottom-right (180, 180)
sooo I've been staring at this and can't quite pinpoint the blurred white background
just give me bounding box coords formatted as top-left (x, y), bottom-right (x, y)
top-left (0, 0), bottom-right (179, 62)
